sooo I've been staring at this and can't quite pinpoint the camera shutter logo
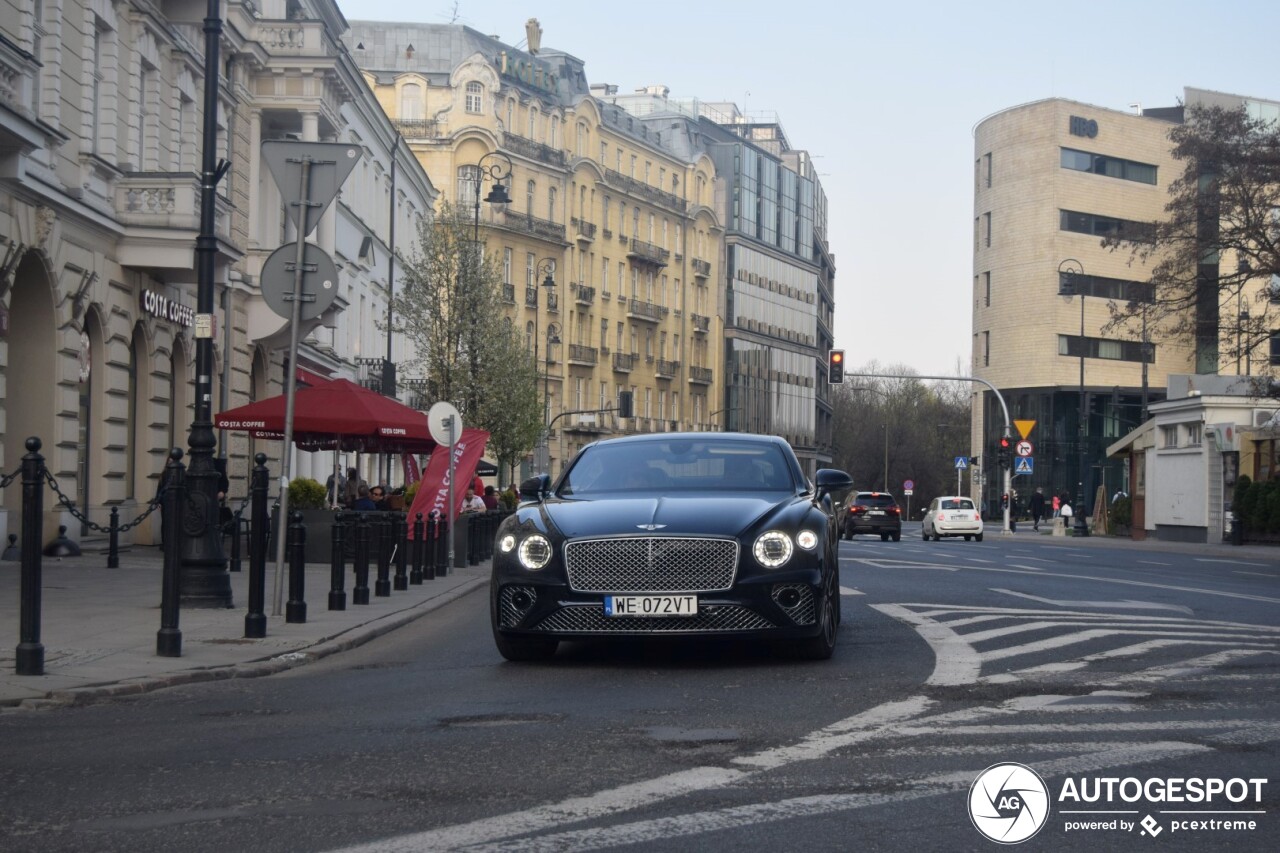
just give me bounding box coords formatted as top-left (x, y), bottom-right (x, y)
top-left (969, 762), bottom-right (1050, 844)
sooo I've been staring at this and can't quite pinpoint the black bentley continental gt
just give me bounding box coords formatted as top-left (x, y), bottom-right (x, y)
top-left (490, 433), bottom-right (853, 662)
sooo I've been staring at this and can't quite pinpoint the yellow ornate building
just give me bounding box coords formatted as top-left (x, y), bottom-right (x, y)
top-left (346, 19), bottom-right (723, 475)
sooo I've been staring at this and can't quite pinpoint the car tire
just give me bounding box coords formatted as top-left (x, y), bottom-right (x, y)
top-left (880, 533), bottom-right (888, 541)
top-left (493, 631), bottom-right (559, 662)
top-left (892, 532), bottom-right (901, 542)
top-left (963, 535), bottom-right (972, 541)
top-left (796, 568), bottom-right (839, 661)
top-left (976, 533), bottom-right (984, 542)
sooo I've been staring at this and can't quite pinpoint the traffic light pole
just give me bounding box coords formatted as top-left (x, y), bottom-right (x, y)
top-left (850, 372), bottom-right (1014, 536)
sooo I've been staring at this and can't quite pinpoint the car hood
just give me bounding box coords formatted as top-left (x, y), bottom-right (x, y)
top-left (539, 493), bottom-right (792, 539)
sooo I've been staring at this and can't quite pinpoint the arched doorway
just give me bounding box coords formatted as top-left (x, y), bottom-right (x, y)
top-left (78, 308), bottom-right (107, 533)
top-left (2, 253), bottom-right (57, 539)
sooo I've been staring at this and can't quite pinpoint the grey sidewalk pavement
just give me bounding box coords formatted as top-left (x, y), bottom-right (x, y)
top-left (0, 546), bottom-right (490, 710)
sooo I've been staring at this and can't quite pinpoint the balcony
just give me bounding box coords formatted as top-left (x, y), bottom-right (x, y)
top-left (692, 257), bottom-right (712, 278)
top-left (568, 344), bottom-right (598, 366)
top-left (391, 118), bottom-right (440, 138)
top-left (691, 313), bottom-right (711, 334)
top-left (626, 238), bottom-right (670, 268)
top-left (612, 352), bottom-right (637, 373)
top-left (496, 208), bottom-right (567, 244)
top-left (602, 168), bottom-right (687, 213)
top-left (355, 357), bottom-right (390, 394)
top-left (503, 132), bottom-right (566, 167)
top-left (503, 283), bottom-right (516, 303)
top-left (564, 413), bottom-right (605, 433)
top-left (655, 359), bottom-right (679, 379)
top-left (689, 366), bottom-right (713, 385)
top-left (115, 172), bottom-right (202, 230)
top-left (626, 298), bottom-right (667, 324)
top-left (571, 218), bottom-right (597, 241)
top-left (571, 284), bottom-right (596, 305)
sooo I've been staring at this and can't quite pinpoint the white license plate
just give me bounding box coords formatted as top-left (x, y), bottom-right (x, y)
top-left (604, 595), bottom-right (698, 617)
top-left (868, 510), bottom-right (885, 516)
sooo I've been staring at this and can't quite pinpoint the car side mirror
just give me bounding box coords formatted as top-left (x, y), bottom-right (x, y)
top-left (520, 474), bottom-right (552, 502)
top-left (814, 468), bottom-right (854, 502)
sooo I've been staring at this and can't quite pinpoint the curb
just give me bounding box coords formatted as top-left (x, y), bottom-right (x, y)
top-left (14, 576), bottom-right (489, 711)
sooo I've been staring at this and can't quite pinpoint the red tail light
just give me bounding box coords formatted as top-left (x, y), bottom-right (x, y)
top-left (889, 506), bottom-right (901, 516)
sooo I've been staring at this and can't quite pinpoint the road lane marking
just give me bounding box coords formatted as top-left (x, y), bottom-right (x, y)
top-left (1235, 570), bottom-right (1278, 578)
top-left (839, 586), bottom-right (863, 596)
top-left (991, 588), bottom-right (1195, 615)
top-left (870, 604), bottom-right (981, 686)
top-left (1197, 558), bottom-right (1274, 566)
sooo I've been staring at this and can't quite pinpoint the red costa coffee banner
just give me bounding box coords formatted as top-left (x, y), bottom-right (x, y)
top-left (406, 428), bottom-right (490, 534)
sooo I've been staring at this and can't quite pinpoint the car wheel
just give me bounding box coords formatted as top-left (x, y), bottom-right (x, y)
top-left (880, 533), bottom-right (888, 541)
top-left (963, 535), bottom-right (972, 541)
top-left (976, 532), bottom-right (984, 542)
top-left (892, 532), bottom-right (901, 542)
top-left (493, 630), bottom-right (558, 662)
top-left (796, 568), bottom-right (839, 660)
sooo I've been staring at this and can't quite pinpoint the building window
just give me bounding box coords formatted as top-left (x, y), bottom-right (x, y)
top-left (401, 83), bottom-right (424, 120)
top-left (984, 152), bottom-right (992, 188)
top-left (1185, 423), bottom-right (1202, 446)
top-left (528, 107), bottom-right (538, 139)
top-left (1061, 148), bottom-right (1157, 185)
top-left (983, 212), bottom-right (991, 247)
top-left (1269, 331), bottom-right (1280, 365)
top-left (1160, 425), bottom-right (1178, 449)
top-left (457, 165), bottom-right (480, 208)
top-left (984, 271), bottom-right (991, 307)
top-left (982, 331), bottom-right (990, 366)
top-left (1059, 334), bottom-right (1149, 363)
top-left (503, 248), bottom-right (512, 284)
top-left (465, 81), bottom-right (483, 114)
top-left (526, 252), bottom-right (536, 287)
top-left (548, 186), bottom-right (557, 222)
top-left (1060, 210), bottom-right (1155, 242)
top-left (526, 180), bottom-right (535, 216)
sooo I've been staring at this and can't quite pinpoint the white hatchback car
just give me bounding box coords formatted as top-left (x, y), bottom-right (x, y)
top-left (922, 496), bottom-right (984, 541)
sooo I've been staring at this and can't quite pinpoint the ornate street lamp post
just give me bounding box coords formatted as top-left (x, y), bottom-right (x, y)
top-left (472, 151), bottom-right (513, 242)
top-left (184, 0), bottom-right (233, 606)
top-left (1059, 259), bottom-right (1089, 537)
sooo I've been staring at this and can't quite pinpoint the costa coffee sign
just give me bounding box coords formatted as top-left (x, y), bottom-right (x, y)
top-left (141, 289), bottom-right (195, 327)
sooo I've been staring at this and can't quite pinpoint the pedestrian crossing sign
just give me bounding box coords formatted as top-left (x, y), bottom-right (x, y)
top-left (955, 456), bottom-right (969, 470)
top-left (1015, 457), bottom-right (1034, 474)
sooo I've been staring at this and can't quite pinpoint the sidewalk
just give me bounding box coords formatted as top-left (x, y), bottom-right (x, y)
top-left (0, 547), bottom-right (489, 710)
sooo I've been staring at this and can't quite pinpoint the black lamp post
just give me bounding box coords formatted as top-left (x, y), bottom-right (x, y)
top-left (1059, 259), bottom-right (1089, 537)
top-left (538, 321), bottom-right (561, 472)
top-left (184, 0), bottom-right (233, 606)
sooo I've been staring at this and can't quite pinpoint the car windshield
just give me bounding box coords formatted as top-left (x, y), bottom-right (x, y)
top-left (941, 499), bottom-right (975, 511)
top-left (854, 493), bottom-right (897, 508)
top-left (558, 439), bottom-right (796, 495)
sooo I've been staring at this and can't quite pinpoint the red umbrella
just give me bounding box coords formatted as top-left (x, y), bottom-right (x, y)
top-left (215, 378), bottom-right (436, 454)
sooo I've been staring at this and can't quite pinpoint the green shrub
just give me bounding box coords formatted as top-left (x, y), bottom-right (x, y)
top-left (1266, 482), bottom-right (1280, 534)
top-left (404, 480), bottom-right (420, 507)
top-left (1242, 480), bottom-right (1265, 532)
top-left (288, 477), bottom-right (328, 510)
top-left (1110, 495), bottom-right (1132, 529)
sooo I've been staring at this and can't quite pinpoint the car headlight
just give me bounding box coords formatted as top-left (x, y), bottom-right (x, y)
top-left (517, 534), bottom-right (553, 570)
top-left (499, 534), bottom-right (517, 553)
top-left (753, 530), bottom-right (793, 568)
top-left (796, 529), bottom-right (819, 550)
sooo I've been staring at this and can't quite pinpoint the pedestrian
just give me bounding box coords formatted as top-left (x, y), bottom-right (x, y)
top-left (1030, 487), bottom-right (1046, 531)
top-left (461, 487), bottom-right (486, 513)
top-left (1060, 497), bottom-right (1074, 521)
top-left (482, 485), bottom-right (499, 511)
top-left (343, 467), bottom-right (366, 509)
top-left (351, 484), bottom-right (377, 512)
top-left (369, 485), bottom-right (389, 511)
top-left (1052, 494), bottom-right (1061, 518)
top-left (326, 469), bottom-right (346, 508)
top-left (1113, 488), bottom-right (1127, 504)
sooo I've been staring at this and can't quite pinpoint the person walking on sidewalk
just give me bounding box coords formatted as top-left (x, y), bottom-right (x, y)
top-left (1030, 487), bottom-right (1046, 531)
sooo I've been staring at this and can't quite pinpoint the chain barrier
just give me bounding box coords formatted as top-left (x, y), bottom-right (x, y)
top-left (41, 466), bottom-right (163, 535)
top-left (0, 467), bottom-right (21, 489)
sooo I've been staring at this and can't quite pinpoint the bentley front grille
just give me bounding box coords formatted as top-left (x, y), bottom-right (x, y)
top-left (534, 603), bottom-right (774, 633)
top-left (563, 537), bottom-right (738, 593)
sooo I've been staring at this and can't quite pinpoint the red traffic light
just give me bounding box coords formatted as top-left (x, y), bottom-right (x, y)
top-left (999, 436), bottom-right (1011, 449)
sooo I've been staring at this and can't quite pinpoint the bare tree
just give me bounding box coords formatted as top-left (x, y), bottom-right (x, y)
top-left (1103, 102), bottom-right (1280, 377)
top-left (390, 202), bottom-right (541, 463)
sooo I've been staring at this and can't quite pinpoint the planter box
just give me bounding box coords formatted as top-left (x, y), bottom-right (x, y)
top-left (272, 507), bottom-right (339, 564)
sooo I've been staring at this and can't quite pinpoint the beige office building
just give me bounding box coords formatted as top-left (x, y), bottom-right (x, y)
top-left (972, 94), bottom-right (1196, 513)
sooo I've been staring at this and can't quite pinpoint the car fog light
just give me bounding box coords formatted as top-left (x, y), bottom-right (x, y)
top-left (753, 530), bottom-right (793, 568)
top-left (796, 530), bottom-right (819, 550)
top-left (499, 534), bottom-right (516, 553)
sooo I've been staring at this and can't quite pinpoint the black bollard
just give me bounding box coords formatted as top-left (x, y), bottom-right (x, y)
top-left (410, 512), bottom-right (425, 585)
top-left (244, 454), bottom-right (268, 639)
top-left (468, 513), bottom-right (480, 566)
top-left (353, 513), bottom-right (371, 605)
top-left (286, 510), bottom-right (307, 623)
top-left (393, 513), bottom-right (409, 591)
top-left (329, 514), bottom-right (347, 610)
top-left (375, 515), bottom-right (392, 597)
top-left (424, 512), bottom-right (439, 581)
top-left (16, 437), bottom-right (46, 675)
top-left (157, 448), bottom-right (185, 657)
top-left (107, 506), bottom-right (120, 569)
top-left (227, 510), bottom-right (242, 573)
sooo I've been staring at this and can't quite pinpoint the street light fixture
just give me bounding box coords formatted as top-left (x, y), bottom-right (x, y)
top-left (1059, 258), bottom-right (1089, 537)
top-left (471, 151), bottom-right (513, 243)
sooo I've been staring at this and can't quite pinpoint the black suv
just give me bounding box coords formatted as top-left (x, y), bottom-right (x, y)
top-left (841, 491), bottom-right (902, 541)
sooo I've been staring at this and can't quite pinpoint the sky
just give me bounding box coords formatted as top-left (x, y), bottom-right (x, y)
top-left (343, 0), bottom-right (1280, 378)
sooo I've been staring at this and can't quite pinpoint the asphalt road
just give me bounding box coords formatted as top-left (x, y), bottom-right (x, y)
top-left (1, 526), bottom-right (1277, 852)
